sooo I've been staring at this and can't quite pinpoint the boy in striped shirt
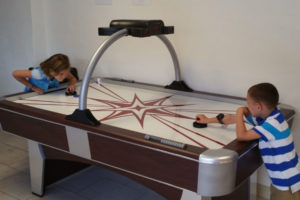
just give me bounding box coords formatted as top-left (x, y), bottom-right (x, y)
top-left (196, 83), bottom-right (300, 200)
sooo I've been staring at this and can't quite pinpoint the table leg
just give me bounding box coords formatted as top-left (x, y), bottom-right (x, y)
top-left (28, 140), bottom-right (45, 196)
top-left (28, 141), bottom-right (90, 196)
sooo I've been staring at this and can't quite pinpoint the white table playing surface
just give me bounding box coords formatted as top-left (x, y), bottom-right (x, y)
top-left (14, 82), bottom-right (251, 149)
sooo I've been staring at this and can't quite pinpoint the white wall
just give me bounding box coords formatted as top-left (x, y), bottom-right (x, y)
top-left (1, 0), bottom-right (300, 188)
top-left (30, 0), bottom-right (47, 63)
top-left (0, 0), bottom-right (33, 95)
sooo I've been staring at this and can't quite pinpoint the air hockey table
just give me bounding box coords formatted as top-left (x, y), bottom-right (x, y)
top-left (0, 20), bottom-right (296, 200)
top-left (0, 79), bottom-right (295, 200)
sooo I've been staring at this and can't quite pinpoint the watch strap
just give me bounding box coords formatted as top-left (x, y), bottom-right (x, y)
top-left (216, 113), bottom-right (225, 124)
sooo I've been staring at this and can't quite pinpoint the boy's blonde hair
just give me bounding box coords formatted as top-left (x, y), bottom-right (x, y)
top-left (248, 83), bottom-right (279, 109)
top-left (40, 54), bottom-right (70, 78)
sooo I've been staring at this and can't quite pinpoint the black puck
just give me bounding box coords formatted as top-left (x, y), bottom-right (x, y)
top-left (193, 121), bottom-right (207, 128)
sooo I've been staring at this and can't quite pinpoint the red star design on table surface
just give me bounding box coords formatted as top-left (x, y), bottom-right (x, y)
top-left (19, 83), bottom-right (236, 148)
top-left (89, 93), bottom-right (193, 128)
top-left (87, 84), bottom-right (229, 147)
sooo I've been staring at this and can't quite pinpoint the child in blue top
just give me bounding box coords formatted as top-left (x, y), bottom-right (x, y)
top-left (196, 83), bottom-right (300, 200)
top-left (13, 54), bottom-right (77, 94)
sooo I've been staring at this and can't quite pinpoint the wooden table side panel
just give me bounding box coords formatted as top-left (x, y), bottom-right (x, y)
top-left (0, 109), bottom-right (69, 151)
top-left (88, 133), bottom-right (199, 192)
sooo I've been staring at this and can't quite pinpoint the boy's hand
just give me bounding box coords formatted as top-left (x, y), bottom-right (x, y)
top-left (235, 106), bottom-right (261, 141)
top-left (236, 107), bottom-right (250, 118)
top-left (66, 84), bottom-right (76, 93)
top-left (32, 86), bottom-right (44, 94)
top-left (195, 114), bottom-right (209, 124)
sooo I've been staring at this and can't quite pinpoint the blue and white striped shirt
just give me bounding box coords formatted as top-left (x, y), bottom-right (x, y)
top-left (245, 108), bottom-right (300, 193)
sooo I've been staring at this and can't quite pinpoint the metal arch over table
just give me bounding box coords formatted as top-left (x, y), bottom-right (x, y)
top-left (66, 19), bottom-right (192, 126)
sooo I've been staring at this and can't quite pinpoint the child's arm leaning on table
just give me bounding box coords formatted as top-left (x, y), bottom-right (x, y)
top-left (12, 70), bottom-right (44, 94)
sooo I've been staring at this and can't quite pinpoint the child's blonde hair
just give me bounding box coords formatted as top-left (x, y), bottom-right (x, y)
top-left (40, 54), bottom-right (70, 78)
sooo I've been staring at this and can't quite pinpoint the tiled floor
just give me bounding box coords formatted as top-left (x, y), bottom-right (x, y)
top-left (0, 131), bottom-right (166, 200)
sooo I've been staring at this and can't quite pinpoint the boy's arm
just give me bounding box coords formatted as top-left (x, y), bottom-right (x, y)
top-left (236, 107), bottom-right (261, 141)
top-left (195, 114), bottom-right (236, 125)
top-left (12, 70), bottom-right (33, 88)
top-left (12, 70), bottom-right (44, 94)
top-left (66, 71), bottom-right (77, 92)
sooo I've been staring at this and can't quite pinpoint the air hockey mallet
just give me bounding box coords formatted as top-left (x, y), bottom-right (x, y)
top-left (193, 117), bottom-right (208, 128)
